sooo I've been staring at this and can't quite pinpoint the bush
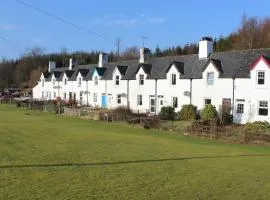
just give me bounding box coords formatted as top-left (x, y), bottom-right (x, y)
top-left (159, 106), bottom-right (176, 120)
top-left (200, 104), bottom-right (218, 120)
top-left (245, 121), bottom-right (270, 131)
top-left (179, 104), bottom-right (197, 120)
top-left (113, 106), bottom-right (132, 115)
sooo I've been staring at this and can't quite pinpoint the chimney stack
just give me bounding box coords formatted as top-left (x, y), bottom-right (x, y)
top-left (98, 53), bottom-right (108, 68)
top-left (139, 48), bottom-right (151, 63)
top-left (198, 37), bottom-right (213, 60)
top-left (48, 61), bottom-right (56, 72)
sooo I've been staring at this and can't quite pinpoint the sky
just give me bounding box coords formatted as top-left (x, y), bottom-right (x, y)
top-left (1, 0), bottom-right (270, 59)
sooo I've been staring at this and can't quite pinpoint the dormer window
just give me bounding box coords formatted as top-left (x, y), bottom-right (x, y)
top-left (171, 74), bottom-right (176, 85)
top-left (94, 76), bottom-right (98, 85)
top-left (42, 79), bottom-right (44, 87)
top-left (115, 75), bottom-right (120, 85)
top-left (64, 78), bottom-right (67, 85)
top-left (139, 74), bottom-right (144, 85)
top-left (257, 71), bottom-right (265, 85)
top-left (52, 79), bottom-right (56, 86)
top-left (78, 77), bottom-right (82, 87)
top-left (207, 72), bottom-right (214, 85)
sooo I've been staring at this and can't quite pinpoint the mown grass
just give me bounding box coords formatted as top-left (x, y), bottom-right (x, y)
top-left (1, 104), bottom-right (270, 199)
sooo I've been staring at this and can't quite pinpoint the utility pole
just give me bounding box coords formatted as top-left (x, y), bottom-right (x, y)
top-left (140, 36), bottom-right (147, 47)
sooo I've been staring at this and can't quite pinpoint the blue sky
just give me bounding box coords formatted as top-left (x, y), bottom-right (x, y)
top-left (1, 0), bottom-right (270, 59)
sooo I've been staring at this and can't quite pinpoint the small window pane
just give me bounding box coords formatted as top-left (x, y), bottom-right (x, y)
top-left (259, 101), bottom-right (268, 116)
top-left (207, 72), bottom-right (214, 85)
top-left (171, 74), bottom-right (176, 85)
top-left (205, 99), bottom-right (211, 105)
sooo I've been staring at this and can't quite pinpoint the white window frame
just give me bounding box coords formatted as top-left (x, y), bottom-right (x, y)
top-left (137, 95), bottom-right (143, 106)
top-left (258, 100), bottom-right (268, 116)
top-left (79, 91), bottom-right (83, 102)
top-left (139, 74), bottom-right (144, 86)
top-left (236, 99), bottom-right (245, 114)
top-left (52, 79), bottom-right (56, 86)
top-left (41, 91), bottom-right (44, 98)
top-left (257, 71), bottom-right (265, 85)
top-left (42, 79), bottom-right (44, 87)
top-left (204, 98), bottom-right (211, 106)
top-left (207, 72), bottom-right (214, 85)
top-left (117, 94), bottom-right (121, 104)
top-left (53, 92), bottom-right (56, 98)
top-left (172, 97), bottom-right (178, 108)
top-left (64, 78), bottom-right (67, 85)
top-left (171, 74), bottom-right (176, 85)
top-left (64, 92), bottom-right (66, 100)
top-left (115, 75), bottom-right (120, 86)
top-left (93, 93), bottom-right (97, 103)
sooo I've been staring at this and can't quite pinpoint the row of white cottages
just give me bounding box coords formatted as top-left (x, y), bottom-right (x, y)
top-left (33, 37), bottom-right (270, 124)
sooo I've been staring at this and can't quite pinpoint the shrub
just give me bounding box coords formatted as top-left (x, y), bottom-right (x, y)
top-left (200, 104), bottom-right (218, 120)
top-left (159, 106), bottom-right (176, 120)
top-left (245, 121), bottom-right (270, 131)
top-left (179, 104), bottom-right (197, 120)
top-left (113, 106), bottom-right (132, 115)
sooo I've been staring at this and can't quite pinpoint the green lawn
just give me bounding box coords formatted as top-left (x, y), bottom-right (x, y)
top-left (1, 105), bottom-right (270, 199)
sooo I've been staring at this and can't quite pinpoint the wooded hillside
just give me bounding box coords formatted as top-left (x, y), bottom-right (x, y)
top-left (1, 14), bottom-right (270, 89)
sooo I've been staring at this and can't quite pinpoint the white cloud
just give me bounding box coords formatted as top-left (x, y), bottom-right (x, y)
top-left (0, 25), bottom-right (21, 31)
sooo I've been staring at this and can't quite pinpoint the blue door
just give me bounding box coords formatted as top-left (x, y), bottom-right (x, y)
top-left (102, 95), bottom-right (107, 108)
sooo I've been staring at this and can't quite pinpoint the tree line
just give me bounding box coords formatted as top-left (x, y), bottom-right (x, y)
top-left (1, 14), bottom-right (270, 89)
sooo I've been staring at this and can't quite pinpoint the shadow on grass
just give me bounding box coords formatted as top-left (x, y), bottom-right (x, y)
top-left (1, 154), bottom-right (270, 169)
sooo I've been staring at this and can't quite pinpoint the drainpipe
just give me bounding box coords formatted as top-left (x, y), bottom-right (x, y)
top-left (232, 77), bottom-right (235, 121)
top-left (155, 78), bottom-right (158, 115)
top-left (127, 79), bottom-right (130, 109)
top-left (190, 78), bottom-right (193, 104)
top-left (86, 80), bottom-right (89, 106)
top-left (105, 79), bottom-right (107, 108)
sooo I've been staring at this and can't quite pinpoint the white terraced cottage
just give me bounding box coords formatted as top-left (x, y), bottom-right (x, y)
top-left (33, 37), bottom-right (270, 124)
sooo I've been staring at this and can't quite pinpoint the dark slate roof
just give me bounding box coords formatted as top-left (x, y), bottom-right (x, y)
top-left (202, 58), bottom-right (223, 73)
top-left (96, 67), bottom-right (107, 76)
top-left (135, 63), bottom-right (152, 75)
top-left (78, 69), bottom-right (90, 78)
top-left (165, 61), bottom-right (184, 74)
top-left (42, 48), bottom-right (270, 81)
top-left (116, 65), bottom-right (128, 75)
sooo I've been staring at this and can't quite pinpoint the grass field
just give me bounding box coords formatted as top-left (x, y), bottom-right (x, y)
top-left (1, 105), bottom-right (270, 199)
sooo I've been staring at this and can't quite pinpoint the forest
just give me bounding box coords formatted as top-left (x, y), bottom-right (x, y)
top-left (1, 14), bottom-right (270, 89)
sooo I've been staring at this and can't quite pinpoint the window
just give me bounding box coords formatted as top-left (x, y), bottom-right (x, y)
top-left (78, 77), bottom-right (82, 87)
top-left (205, 98), bottom-right (211, 105)
top-left (257, 71), bottom-right (265, 85)
top-left (139, 74), bottom-right (144, 85)
top-left (137, 95), bottom-right (143, 105)
top-left (172, 97), bottom-right (178, 108)
top-left (41, 91), bottom-right (44, 98)
top-left (53, 92), bottom-right (56, 98)
top-left (93, 93), bottom-right (97, 102)
top-left (69, 92), bottom-right (72, 100)
top-left (94, 76), bottom-right (98, 85)
top-left (258, 100), bottom-right (268, 116)
top-left (236, 99), bottom-right (245, 114)
top-left (171, 74), bottom-right (176, 85)
top-left (42, 79), bottom-right (44, 87)
top-left (80, 92), bottom-right (83, 101)
top-left (117, 94), bottom-right (121, 104)
top-left (64, 78), bottom-right (67, 85)
top-left (115, 75), bottom-right (120, 85)
top-left (52, 79), bottom-right (56, 86)
top-left (73, 93), bottom-right (76, 100)
top-left (64, 92), bottom-right (66, 100)
top-left (160, 100), bottom-right (164, 106)
top-left (207, 72), bottom-right (214, 85)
